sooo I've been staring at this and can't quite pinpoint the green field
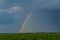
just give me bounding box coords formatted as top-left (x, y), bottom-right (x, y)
top-left (0, 33), bottom-right (60, 40)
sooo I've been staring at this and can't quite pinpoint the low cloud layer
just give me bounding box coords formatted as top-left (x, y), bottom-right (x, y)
top-left (0, 6), bottom-right (22, 14)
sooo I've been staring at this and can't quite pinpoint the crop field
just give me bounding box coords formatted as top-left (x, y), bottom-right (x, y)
top-left (0, 33), bottom-right (60, 40)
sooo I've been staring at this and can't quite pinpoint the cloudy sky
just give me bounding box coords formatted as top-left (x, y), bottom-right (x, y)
top-left (0, 0), bottom-right (60, 33)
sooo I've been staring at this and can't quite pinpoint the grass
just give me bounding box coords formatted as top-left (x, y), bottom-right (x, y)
top-left (0, 33), bottom-right (60, 40)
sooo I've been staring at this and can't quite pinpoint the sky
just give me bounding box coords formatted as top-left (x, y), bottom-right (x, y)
top-left (0, 0), bottom-right (60, 33)
top-left (0, 0), bottom-right (33, 33)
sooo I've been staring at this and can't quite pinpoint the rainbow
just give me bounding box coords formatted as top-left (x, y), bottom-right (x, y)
top-left (19, 11), bottom-right (32, 33)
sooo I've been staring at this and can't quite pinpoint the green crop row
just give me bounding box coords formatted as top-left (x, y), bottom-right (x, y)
top-left (0, 33), bottom-right (60, 40)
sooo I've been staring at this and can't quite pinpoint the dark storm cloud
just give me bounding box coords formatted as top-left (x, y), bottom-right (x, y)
top-left (32, 0), bottom-right (60, 10)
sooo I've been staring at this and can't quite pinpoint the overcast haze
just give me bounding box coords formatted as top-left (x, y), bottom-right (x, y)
top-left (0, 0), bottom-right (60, 33)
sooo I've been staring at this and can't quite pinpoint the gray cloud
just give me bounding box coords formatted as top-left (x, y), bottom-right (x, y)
top-left (32, 0), bottom-right (60, 10)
